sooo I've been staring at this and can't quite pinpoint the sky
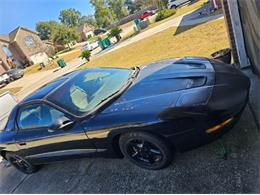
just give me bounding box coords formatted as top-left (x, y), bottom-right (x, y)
top-left (0, 0), bottom-right (94, 34)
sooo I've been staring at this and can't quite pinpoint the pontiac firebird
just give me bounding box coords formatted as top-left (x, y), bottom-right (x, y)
top-left (0, 57), bottom-right (250, 174)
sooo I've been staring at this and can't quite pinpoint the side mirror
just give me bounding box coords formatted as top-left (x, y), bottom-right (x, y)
top-left (48, 117), bottom-right (74, 132)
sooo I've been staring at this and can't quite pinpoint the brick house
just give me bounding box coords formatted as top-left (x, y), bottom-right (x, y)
top-left (0, 26), bottom-right (53, 74)
top-left (77, 24), bottom-right (95, 41)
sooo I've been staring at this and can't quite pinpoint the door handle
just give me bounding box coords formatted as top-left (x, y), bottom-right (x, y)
top-left (18, 142), bottom-right (27, 146)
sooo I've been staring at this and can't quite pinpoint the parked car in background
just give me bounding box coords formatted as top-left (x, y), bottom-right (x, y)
top-left (168, 0), bottom-right (190, 9)
top-left (94, 28), bottom-right (107, 36)
top-left (0, 92), bottom-right (18, 131)
top-left (6, 69), bottom-right (24, 81)
top-left (0, 73), bottom-right (11, 86)
top-left (138, 10), bottom-right (155, 20)
top-left (82, 41), bottom-right (99, 51)
top-left (0, 57), bottom-right (250, 174)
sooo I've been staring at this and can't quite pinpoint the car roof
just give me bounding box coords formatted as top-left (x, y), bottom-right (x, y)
top-left (20, 70), bottom-right (80, 104)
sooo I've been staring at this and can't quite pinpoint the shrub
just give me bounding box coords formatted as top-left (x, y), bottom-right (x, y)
top-left (81, 50), bottom-right (91, 61)
top-left (156, 9), bottom-right (176, 22)
top-left (109, 27), bottom-right (123, 42)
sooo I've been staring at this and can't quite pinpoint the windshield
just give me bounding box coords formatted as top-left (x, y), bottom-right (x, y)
top-left (47, 68), bottom-right (132, 116)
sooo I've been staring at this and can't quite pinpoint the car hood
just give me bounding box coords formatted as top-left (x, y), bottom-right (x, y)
top-left (102, 57), bottom-right (215, 115)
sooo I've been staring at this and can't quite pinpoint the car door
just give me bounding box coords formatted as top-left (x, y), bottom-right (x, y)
top-left (15, 102), bottom-right (96, 164)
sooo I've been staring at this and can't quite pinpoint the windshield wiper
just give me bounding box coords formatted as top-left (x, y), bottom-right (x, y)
top-left (130, 66), bottom-right (140, 79)
top-left (98, 90), bottom-right (121, 105)
top-left (88, 89), bottom-right (123, 118)
top-left (87, 67), bottom-right (140, 117)
top-left (94, 69), bottom-right (139, 106)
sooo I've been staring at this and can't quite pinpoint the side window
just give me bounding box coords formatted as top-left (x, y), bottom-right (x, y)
top-left (17, 104), bottom-right (67, 130)
top-left (1, 45), bottom-right (13, 57)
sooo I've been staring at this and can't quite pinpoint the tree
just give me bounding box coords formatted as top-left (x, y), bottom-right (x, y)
top-left (135, 0), bottom-right (156, 9)
top-left (79, 15), bottom-right (97, 27)
top-left (125, 0), bottom-right (139, 14)
top-left (155, 0), bottom-right (168, 10)
top-left (134, 0), bottom-right (165, 11)
top-left (90, 0), bottom-right (114, 28)
top-left (81, 50), bottom-right (91, 61)
top-left (51, 24), bottom-right (79, 46)
top-left (108, 0), bottom-right (128, 20)
top-left (109, 27), bottom-right (122, 42)
top-left (59, 8), bottom-right (81, 27)
top-left (36, 21), bottom-right (59, 40)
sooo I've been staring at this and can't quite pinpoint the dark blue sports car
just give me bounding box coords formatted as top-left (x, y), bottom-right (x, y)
top-left (0, 57), bottom-right (250, 174)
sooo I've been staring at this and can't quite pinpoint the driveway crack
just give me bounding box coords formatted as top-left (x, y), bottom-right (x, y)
top-left (66, 159), bottom-right (95, 193)
top-left (10, 174), bottom-right (30, 194)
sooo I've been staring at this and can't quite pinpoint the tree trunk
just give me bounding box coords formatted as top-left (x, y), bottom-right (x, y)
top-left (116, 35), bottom-right (121, 42)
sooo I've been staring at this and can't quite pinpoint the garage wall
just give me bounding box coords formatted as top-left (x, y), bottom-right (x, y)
top-left (30, 52), bottom-right (49, 65)
top-left (238, 0), bottom-right (260, 76)
top-left (0, 63), bottom-right (6, 74)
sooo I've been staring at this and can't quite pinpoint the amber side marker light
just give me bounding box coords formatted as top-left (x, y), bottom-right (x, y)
top-left (206, 117), bottom-right (234, 134)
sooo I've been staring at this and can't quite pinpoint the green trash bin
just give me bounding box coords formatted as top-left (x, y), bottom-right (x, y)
top-left (57, 58), bottom-right (67, 68)
top-left (134, 18), bottom-right (142, 25)
top-left (98, 38), bottom-right (111, 50)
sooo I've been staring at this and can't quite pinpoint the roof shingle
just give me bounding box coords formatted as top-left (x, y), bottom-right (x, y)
top-left (0, 34), bottom-right (10, 43)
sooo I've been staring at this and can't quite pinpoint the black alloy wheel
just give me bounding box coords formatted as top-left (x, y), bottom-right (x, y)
top-left (5, 152), bottom-right (38, 174)
top-left (127, 139), bottom-right (163, 164)
top-left (119, 132), bottom-right (173, 170)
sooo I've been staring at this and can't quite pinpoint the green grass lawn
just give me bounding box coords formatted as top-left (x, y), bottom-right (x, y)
top-left (81, 19), bottom-right (229, 69)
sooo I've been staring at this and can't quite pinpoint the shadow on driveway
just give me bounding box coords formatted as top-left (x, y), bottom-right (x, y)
top-left (174, 1), bottom-right (223, 36)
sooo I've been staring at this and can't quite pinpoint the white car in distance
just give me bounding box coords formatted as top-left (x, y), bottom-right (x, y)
top-left (82, 41), bottom-right (99, 51)
top-left (168, 0), bottom-right (191, 9)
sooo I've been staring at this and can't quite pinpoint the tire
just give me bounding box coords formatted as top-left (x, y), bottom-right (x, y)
top-left (5, 152), bottom-right (39, 174)
top-left (171, 5), bottom-right (177, 9)
top-left (119, 132), bottom-right (173, 170)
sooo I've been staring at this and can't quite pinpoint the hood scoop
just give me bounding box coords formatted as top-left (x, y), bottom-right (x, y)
top-left (171, 59), bottom-right (207, 70)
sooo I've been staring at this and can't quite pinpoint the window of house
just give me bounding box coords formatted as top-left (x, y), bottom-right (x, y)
top-left (24, 36), bottom-right (36, 48)
top-left (0, 45), bottom-right (13, 57)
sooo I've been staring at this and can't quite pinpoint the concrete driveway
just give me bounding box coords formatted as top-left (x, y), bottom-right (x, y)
top-left (0, 105), bottom-right (259, 193)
